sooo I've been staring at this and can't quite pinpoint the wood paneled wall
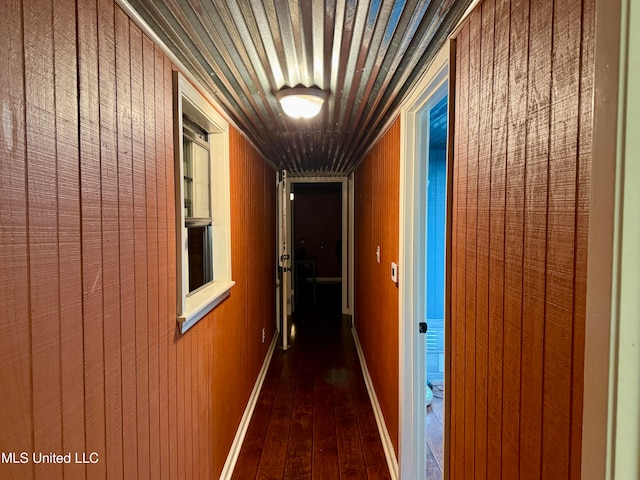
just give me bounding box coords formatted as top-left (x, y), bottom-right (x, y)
top-left (354, 119), bottom-right (401, 456)
top-left (449, 0), bottom-right (594, 478)
top-left (0, 1), bottom-right (275, 479)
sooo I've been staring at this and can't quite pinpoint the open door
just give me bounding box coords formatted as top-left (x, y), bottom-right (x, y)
top-left (277, 170), bottom-right (292, 351)
top-left (275, 172), bottom-right (281, 338)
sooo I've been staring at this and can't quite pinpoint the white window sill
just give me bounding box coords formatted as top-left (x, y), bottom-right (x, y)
top-left (178, 280), bottom-right (235, 334)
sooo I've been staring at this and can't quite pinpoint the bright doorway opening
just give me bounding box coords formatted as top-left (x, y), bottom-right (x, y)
top-left (423, 91), bottom-right (448, 479)
top-left (399, 43), bottom-right (451, 480)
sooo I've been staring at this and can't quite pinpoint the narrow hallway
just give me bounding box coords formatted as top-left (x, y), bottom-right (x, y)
top-left (232, 289), bottom-right (391, 479)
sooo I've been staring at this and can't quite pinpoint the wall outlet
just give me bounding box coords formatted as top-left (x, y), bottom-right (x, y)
top-left (261, 327), bottom-right (265, 343)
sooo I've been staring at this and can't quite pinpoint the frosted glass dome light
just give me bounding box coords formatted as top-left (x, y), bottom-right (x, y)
top-left (276, 87), bottom-right (328, 119)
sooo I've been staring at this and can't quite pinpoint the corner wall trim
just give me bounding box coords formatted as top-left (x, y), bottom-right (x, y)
top-left (220, 333), bottom-right (278, 480)
top-left (352, 327), bottom-right (399, 480)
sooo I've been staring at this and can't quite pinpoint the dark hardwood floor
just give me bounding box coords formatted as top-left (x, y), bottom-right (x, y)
top-left (232, 285), bottom-right (392, 480)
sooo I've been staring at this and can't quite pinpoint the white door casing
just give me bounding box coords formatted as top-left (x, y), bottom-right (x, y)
top-left (399, 43), bottom-right (451, 480)
top-left (287, 176), bottom-right (352, 316)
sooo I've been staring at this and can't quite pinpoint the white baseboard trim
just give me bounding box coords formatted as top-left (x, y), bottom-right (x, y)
top-left (351, 327), bottom-right (399, 480)
top-left (219, 332), bottom-right (278, 480)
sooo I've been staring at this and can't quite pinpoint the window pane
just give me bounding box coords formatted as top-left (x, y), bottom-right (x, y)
top-left (187, 225), bottom-right (213, 293)
top-left (183, 134), bottom-right (210, 219)
top-left (183, 139), bottom-right (193, 217)
top-left (192, 142), bottom-right (210, 218)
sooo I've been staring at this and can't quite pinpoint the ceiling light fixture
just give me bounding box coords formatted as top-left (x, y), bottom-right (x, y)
top-left (276, 86), bottom-right (328, 119)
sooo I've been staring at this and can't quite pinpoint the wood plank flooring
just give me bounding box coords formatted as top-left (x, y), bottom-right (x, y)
top-left (232, 307), bottom-right (392, 480)
top-left (427, 383), bottom-right (444, 480)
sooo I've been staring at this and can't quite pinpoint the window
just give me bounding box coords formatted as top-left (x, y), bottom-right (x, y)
top-left (174, 71), bottom-right (234, 333)
top-left (183, 118), bottom-right (213, 292)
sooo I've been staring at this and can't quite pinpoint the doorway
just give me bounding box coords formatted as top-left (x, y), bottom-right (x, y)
top-left (399, 43), bottom-right (451, 480)
top-left (277, 176), bottom-right (354, 351)
top-left (423, 90), bottom-right (448, 479)
top-left (292, 182), bottom-right (343, 313)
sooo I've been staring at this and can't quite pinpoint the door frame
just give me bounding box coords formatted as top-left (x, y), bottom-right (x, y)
top-left (398, 43), bottom-right (452, 479)
top-left (276, 170), bottom-right (292, 350)
top-left (582, 0), bottom-right (640, 477)
top-left (285, 176), bottom-right (354, 317)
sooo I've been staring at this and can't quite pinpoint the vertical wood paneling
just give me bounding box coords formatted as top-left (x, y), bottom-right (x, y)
top-left (192, 308), bottom-right (200, 476)
top-left (466, 12), bottom-right (481, 479)
top-left (115, 7), bottom-right (139, 479)
top-left (98, 0), bottom-right (124, 477)
top-left (453, 21), bottom-right (469, 480)
top-left (451, 0), bottom-right (594, 477)
top-left (175, 304), bottom-right (185, 479)
top-left (165, 59), bottom-right (179, 480)
top-left (0, 1), bottom-right (33, 479)
top-left (502, 0), bottom-right (529, 477)
top-left (197, 318), bottom-right (208, 480)
top-left (155, 45), bottom-right (171, 480)
top-left (486, 0), bottom-right (509, 477)
top-left (53, 0), bottom-right (86, 478)
top-left (205, 126), bottom-right (276, 479)
top-left (142, 34), bottom-right (161, 480)
top-left (263, 158), bottom-right (277, 367)
top-left (191, 307), bottom-right (199, 478)
top-left (129, 22), bottom-right (151, 479)
top-left (1, 3), bottom-right (276, 479)
top-left (78, 1), bottom-right (108, 477)
top-left (226, 132), bottom-right (245, 477)
top-left (354, 118), bottom-right (400, 456)
top-left (519, 0), bottom-right (553, 476)
top-left (185, 331), bottom-right (194, 479)
top-left (474, 2), bottom-right (495, 478)
top-left (24, 1), bottom-right (64, 478)
top-left (542, 0), bottom-right (582, 477)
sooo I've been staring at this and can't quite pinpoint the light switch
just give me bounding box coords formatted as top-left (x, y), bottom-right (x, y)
top-left (391, 262), bottom-right (398, 283)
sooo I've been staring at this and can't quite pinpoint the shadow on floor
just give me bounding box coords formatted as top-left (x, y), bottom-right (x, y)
top-left (294, 281), bottom-right (342, 315)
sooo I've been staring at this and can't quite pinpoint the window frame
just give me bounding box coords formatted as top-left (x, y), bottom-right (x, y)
top-left (173, 71), bottom-right (234, 334)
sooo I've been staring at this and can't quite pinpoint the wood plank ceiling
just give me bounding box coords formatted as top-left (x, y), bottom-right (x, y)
top-left (127, 0), bottom-right (472, 175)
